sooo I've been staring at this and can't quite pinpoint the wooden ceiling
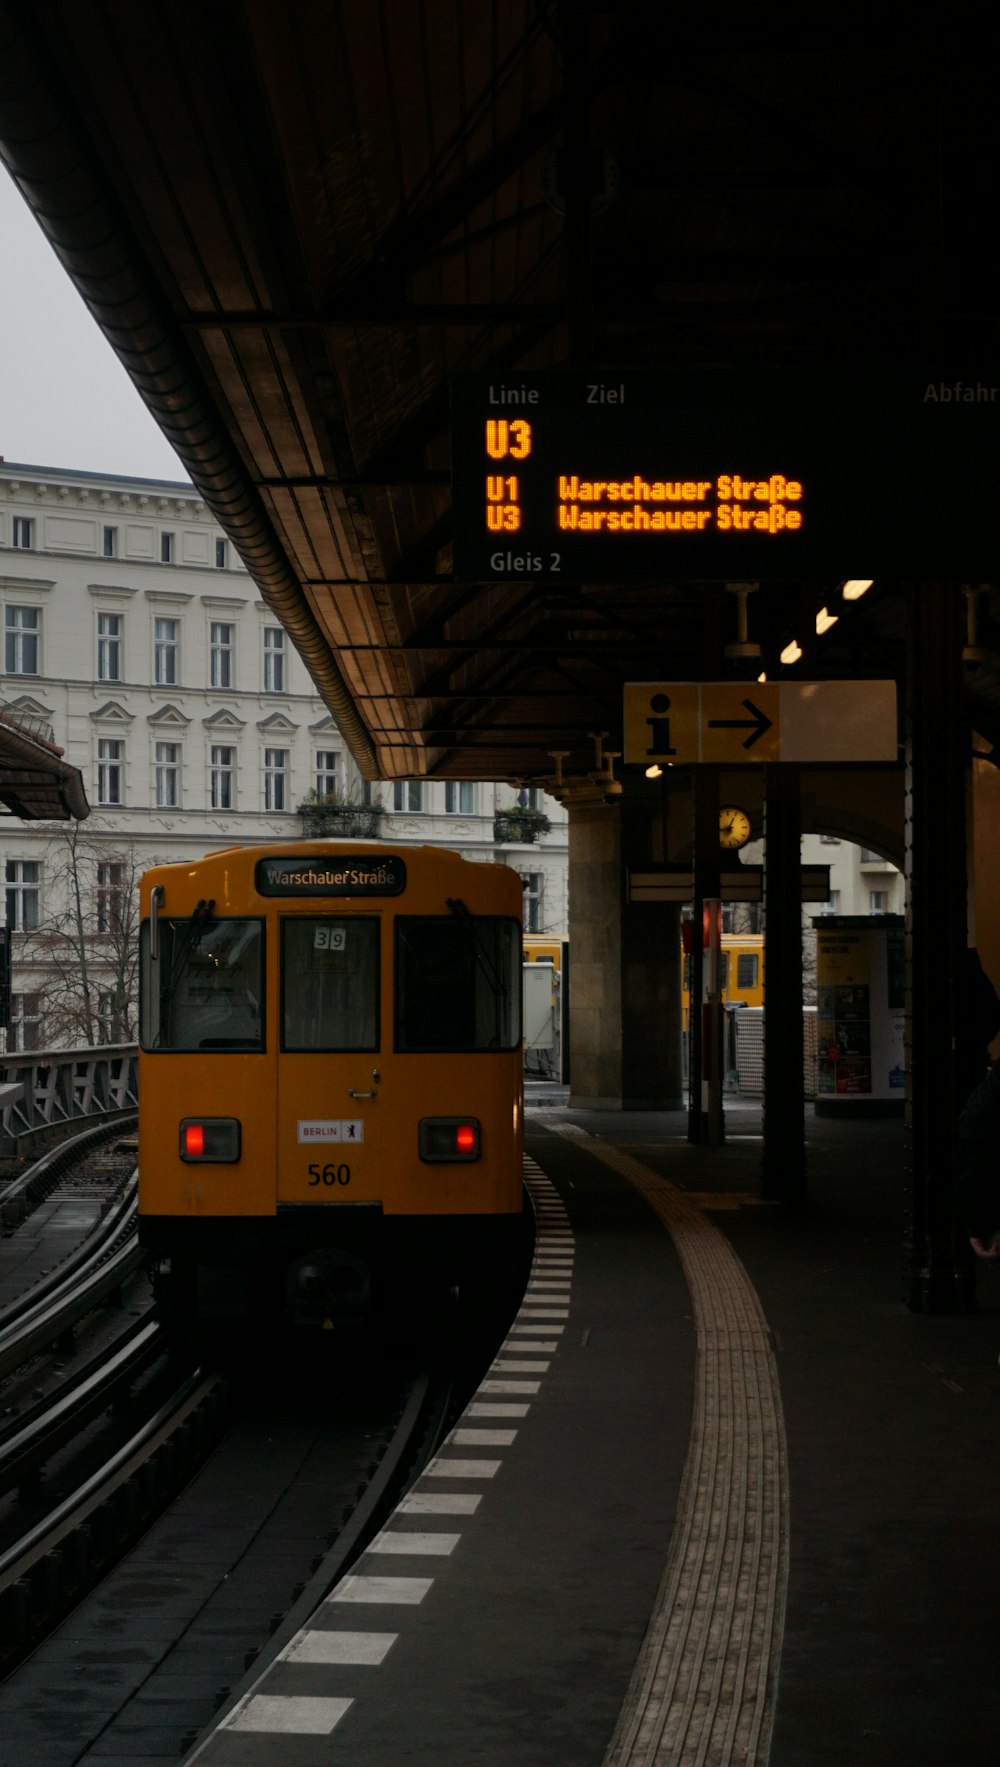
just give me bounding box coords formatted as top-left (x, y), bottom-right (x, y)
top-left (2, 5), bottom-right (998, 783)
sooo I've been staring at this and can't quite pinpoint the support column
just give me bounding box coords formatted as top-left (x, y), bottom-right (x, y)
top-left (904, 584), bottom-right (970, 1311)
top-left (689, 766), bottom-right (721, 1143)
top-left (567, 801), bottom-right (683, 1109)
top-left (761, 763), bottom-right (805, 1202)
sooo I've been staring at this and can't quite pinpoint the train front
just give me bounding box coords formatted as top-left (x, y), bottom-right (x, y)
top-left (137, 843), bottom-right (525, 1336)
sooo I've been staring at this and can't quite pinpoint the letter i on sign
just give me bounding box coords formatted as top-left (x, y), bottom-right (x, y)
top-left (646, 693), bottom-right (677, 756)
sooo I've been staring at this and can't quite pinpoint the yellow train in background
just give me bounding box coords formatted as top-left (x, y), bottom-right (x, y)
top-left (523, 931), bottom-right (763, 1035)
top-left (682, 932), bottom-right (765, 1031)
top-left (138, 842), bottom-right (525, 1333)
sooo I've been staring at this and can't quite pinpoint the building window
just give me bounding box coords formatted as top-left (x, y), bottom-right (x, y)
top-left (359, 779), bottom-right (381, 808)
top-left (4, 605), bottom-right (40, 675)
top-left (210, 621), bottom-right (234, 688)
top-left (215, 537), bottom-right (228, 569)
top-left (518, 786), bottom-right (543, 810)
top-left (820, 834), bottom-right (841, 845)
top-left (11, 516), bottom-right (33, 550)
top-left (869, 890), bottom-right (889, 913)
top-left (263, 627), bottom-right (285, 693)
top-left (97, 610), bottom-right (123, 682)
top-left (160, 531), bottom-right (174, 563)
top-left (264, 747), bottom-right (289, 811)
top-left (97, 737), bottom-right (124, 805)
top-left (9, 992), bottom-right (43, 1052)
top-left (103, 525), bottom-right (118, 558)
top-left (861, 848), bottom-right (883, 863)
top-left (154, 740), bottom-right (181, 807)
top-left (315, 750), bottom-right (340, 799)
top-left (521, 871), bottom-right (544, 933)
top-left (5, 859), bottom-right (41, 931)
top-left (819, 889), bottom-right (841, 917)
top-left (210, 744), bottom-right (235, 809)
top-left (445, 781), bottom-right (475, 814)
top-left (154, 616), bottom-right (179, 686)
top-left (96, 861), bottom-right (125, 934)
top-left (392, 781), bottom-right (424, 813)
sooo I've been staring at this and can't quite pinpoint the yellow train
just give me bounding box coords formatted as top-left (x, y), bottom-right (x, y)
top-left (681, 932), bottom-right (764, 1032)
top-left (138, 842), bottom-right (525, 1332)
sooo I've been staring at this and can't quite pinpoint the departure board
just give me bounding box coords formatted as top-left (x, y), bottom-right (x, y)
top-left (450, 370), bottom-right (1000, 581)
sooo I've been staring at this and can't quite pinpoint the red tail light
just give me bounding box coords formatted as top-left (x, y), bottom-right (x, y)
top-left (419, 1117), bottom-right (481, 1162)
top-left (179, 1118), bottom-right (241, 1162)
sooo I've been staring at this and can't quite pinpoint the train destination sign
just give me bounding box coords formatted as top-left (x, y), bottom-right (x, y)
top-left (451, 370), bottom-right (1000, 579)
top-left (623, 681), bottom-right (898, 766)
top-left (255, 855), bottom-right (406, 895)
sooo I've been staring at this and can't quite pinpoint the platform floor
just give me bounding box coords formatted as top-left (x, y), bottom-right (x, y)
top-left (170, 1095), bottom-right (1000, 1767)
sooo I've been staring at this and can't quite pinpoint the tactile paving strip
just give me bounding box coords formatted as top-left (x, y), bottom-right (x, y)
top-left (547, 1123), bottom-right (789, 1767)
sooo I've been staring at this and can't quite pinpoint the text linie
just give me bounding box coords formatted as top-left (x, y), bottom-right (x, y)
top-left (488, 383), bottom-right (540, 404)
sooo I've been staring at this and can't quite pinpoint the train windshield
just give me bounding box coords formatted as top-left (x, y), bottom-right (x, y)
top-left (141, 916), bottom-right (264, 1051)
top-left (395, 915), bottom-right (521, 1052)
top-left (281, 917), bottom-right (379, 1051)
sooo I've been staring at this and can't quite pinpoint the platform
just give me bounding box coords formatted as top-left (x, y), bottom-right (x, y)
top-left (167, 1096), bottom-right (1000, 1767)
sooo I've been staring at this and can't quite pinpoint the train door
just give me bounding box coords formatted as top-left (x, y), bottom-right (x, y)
top-left (274, 910), bottom-right (389, 1207)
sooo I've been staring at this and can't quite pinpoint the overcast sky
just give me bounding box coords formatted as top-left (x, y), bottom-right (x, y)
top-left (0, 168), bottom-right (189, 483)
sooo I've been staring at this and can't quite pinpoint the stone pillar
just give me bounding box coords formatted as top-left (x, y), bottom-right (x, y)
top-left (568, 801), bottom-right (683, 1109)
top-left (761, 763), bottom-right (806, 1202)
top-left (904, 584), bottom-right (971, 1311)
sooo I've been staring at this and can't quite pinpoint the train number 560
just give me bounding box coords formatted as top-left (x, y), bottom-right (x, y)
top-left (307, 1164), bottom-right (351, 1186)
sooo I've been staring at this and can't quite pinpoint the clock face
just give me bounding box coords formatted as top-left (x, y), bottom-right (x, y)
top-left (719, 806), bottom-right (752, 849)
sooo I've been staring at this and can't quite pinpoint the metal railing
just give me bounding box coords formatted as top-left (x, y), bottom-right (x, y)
top-left (0, 1044), bottom-right (138, 1147)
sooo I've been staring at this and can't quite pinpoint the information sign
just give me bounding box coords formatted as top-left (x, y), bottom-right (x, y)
top-left (451, 369), bottom-right (1000, 579)
top-left (623, 680), bottom-right (898, 765)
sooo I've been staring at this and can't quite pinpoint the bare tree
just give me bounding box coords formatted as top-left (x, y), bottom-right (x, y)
top-left (23, 826), bottom-right (149, 1047)
top-left (800, 909), bottom-right (818, 1006)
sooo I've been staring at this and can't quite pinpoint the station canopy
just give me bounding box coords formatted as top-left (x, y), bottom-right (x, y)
top-left (0, 708), bottom-right (89, 821)
top-left (2, 7), bottom-right (999, 787)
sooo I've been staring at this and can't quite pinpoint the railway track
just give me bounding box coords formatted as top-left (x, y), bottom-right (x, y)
top-left (0, 1129), bottom-right (530, 1758)
top-left (0, 1122), bottom-right (228, 1673)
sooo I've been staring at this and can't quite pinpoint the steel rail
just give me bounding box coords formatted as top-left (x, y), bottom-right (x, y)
top-left (183, 1359), bottom-right (455, 1759)
top-left (0, 1180), bottom-right (141, 1381)
top-left (0, 1365), bottom-right (228, 1673)
top-left (0, 1366), bottom-right (218, 1589)
top-left (0, 1115), bottom-right (136, 1235)
top-left (0, 1313), bottom-right (164, 1499)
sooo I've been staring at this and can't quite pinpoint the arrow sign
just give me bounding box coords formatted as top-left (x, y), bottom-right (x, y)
top-left (706, 697), bottom-right (774, 750)
top-left (623, 681), bottom-right (897, 765)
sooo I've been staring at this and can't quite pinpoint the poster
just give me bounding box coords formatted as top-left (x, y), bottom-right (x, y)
top-left (815, 917), bottom-right (905, 1106)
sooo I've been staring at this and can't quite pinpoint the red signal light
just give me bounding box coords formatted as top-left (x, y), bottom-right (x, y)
top-left (184, 1123), bottom-right (205, 1157)
top-left (456, 1123), bottom-right (476, 1153)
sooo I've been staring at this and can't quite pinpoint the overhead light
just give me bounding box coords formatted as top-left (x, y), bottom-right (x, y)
top-left (645, 763), bottom-right (663, 779)
top-left (780, 639), bottom-right (803, 665)
top-left (842, 579), bottom-right (873, 600)
top-left (815, 606), bottom-right (839, 635)
top-left (757, 671), bottom-right (767, 682)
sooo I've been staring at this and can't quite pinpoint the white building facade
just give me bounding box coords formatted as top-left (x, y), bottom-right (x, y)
top-left (804, 833), bottom-right (904, 919)
top-left (0, 461), bottom-right (568, 1050)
